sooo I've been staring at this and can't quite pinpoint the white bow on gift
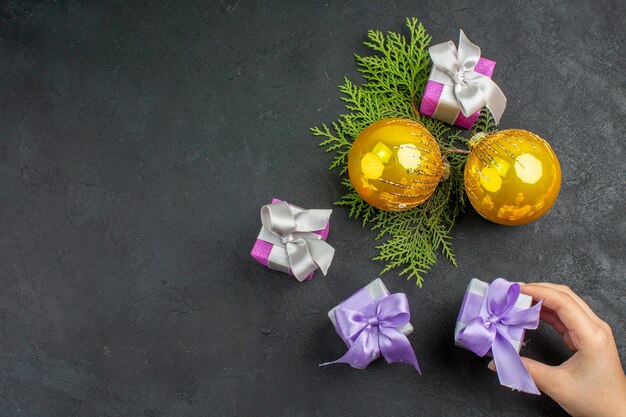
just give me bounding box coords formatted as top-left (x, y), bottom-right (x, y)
top-left (258, 202), bottom-right (334, 282)
top-left (429, 30), bottom-right (507, 124)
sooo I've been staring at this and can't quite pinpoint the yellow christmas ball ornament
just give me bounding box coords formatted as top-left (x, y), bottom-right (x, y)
top-left (464, 129), bottom-right (561, 226)
top-left (347, 118), bottom-right (446, 211)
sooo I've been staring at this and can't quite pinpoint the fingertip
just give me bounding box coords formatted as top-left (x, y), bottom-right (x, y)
top-left (487, 360), bottom-right (496, 372)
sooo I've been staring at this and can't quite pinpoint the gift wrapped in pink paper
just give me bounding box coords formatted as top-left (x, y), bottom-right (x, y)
top-left (250, 198), bottom-right (333, 282)
top-left (420, 30), bottom-right (506, 129)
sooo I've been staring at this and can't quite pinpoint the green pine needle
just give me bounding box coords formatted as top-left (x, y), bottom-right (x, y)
top-left (312, 17), bottom-right (498, 286)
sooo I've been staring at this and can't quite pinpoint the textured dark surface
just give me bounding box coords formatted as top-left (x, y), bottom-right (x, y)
top-left (0, 1), bottom-right (624, 416)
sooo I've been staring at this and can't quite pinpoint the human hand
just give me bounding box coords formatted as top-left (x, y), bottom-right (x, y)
top-left (489, 283), bottom-right (626, 417)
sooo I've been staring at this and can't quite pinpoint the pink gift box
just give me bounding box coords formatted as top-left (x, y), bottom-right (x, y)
top-left (420, 57), bottom-right (496, 129)
top-left (250, 198), bottom-right (330, 281)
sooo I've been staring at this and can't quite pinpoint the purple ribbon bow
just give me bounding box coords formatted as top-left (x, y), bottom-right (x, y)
top-left (456, 279), bottom-right (542, 394)
top-left (321, 293), bottom-right (420, 372)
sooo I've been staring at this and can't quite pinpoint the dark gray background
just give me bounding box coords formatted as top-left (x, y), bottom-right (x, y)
top-left (0, 0), bottom-right (624, 416)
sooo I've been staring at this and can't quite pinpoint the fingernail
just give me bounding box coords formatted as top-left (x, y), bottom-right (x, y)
top-left (487, 360), bottom-right (496, 372)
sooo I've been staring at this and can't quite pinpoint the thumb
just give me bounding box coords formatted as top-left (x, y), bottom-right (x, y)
top-left (520, 356), bottom-right (561, 395)
top-left (489, 357), bottom-right (561, 395)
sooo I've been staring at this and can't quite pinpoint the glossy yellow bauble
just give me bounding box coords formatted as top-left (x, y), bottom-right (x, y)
top-left (464, 129), bottom-right (561, 226)
top-left (347, 118), bottom-right (445, 211)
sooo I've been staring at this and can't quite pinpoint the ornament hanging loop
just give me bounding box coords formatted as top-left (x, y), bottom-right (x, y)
top-left (442, 156), bottom-right (451, 181)
top-left (468, 132), bottom-right (487, 149)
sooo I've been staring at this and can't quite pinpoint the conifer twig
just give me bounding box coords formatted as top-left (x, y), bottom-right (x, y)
top-left (441, 147), bottom-right (471, 155)
top-left (312, 17), bottom-right (497, 286)
top-left (409, 93), bottom-right (420, 120)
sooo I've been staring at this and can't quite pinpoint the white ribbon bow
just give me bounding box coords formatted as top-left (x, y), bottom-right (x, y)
top-left (259, 202), bottom-right (334, 282)
top-left (429, 30), bottom-right (507, 123)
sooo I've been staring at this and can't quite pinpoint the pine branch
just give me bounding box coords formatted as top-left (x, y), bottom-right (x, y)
top-left (311, 18), bottom-right (498, 286)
